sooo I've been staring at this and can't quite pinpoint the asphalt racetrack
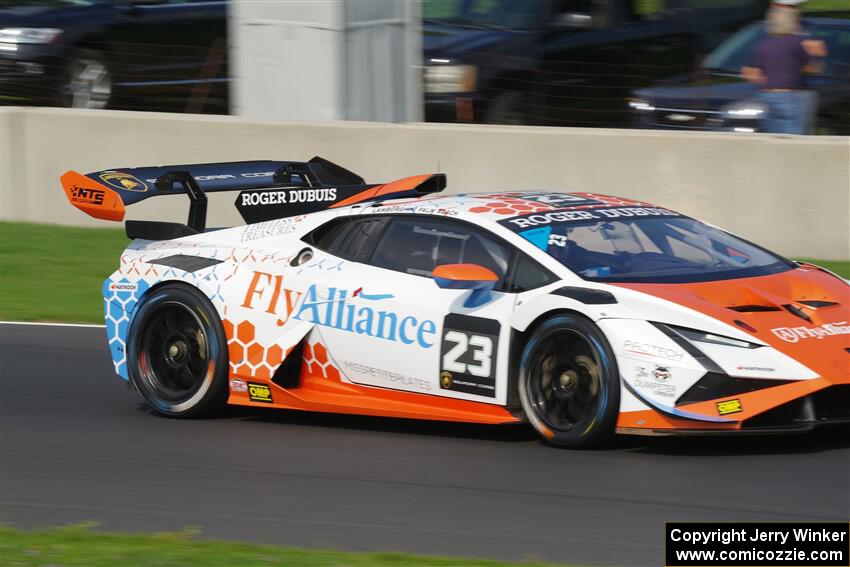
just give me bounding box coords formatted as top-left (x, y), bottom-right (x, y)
top-left (1, 324), bottom-right (848, 566)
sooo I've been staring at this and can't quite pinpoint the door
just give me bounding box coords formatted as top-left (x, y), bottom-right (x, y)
top-left (301, 215), bottom-right (520, 405)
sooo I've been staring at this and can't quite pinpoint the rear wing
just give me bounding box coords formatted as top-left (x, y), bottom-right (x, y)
top-left (61, 156), bottom-right (446, 239)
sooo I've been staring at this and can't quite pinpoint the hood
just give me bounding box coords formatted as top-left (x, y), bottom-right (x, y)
top-left (634, 80), bottom-right (759, 110)
top-left (614, 266), bottom-right (850, 386)
top-left (423, 22), bottom-right (521, 59)
top-left (0, 1), bottom-right (112, 29)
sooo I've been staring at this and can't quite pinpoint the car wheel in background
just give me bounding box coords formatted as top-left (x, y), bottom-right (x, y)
top-left (127, 284), bottom-right (228, 418)
top-left (60, 49), bottom-right (112, 109)
top-left (518, 314), bottom-right (620, 448)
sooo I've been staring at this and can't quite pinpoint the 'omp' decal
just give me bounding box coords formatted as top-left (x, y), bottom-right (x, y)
top-left (716, 399), bottom-right (743, 416)
top-left (248, 382), bottom-right (273, 403)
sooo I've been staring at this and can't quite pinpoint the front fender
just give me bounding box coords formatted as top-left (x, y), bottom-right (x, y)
top-left (511, 289), bottom-right (614, 332)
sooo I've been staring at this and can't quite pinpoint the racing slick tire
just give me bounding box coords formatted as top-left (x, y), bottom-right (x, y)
top-left (127, 284), bottom-right (228, 418)
top-left (518, 314), bottom-right (620, 448)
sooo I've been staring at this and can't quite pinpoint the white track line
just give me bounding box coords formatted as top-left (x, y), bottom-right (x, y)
top-left (0, 321), bottom-right (105, 329)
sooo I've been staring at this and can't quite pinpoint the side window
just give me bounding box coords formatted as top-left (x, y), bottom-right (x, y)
top-left (369, 218), bottom-right (512, 284)
top-left (303, 217), bottom-right (387, 262)
top-left (509, 254), bottom-right (558, 292)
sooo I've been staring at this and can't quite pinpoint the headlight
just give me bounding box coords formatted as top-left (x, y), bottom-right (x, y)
top-left (627, 97), bottom-right (655, 111)
top-left (721, 101), bottom-right (766, 120)
top-left (669, 326), bottom-right (761, 349)
top-left (423, 64), bottom-right (477, 94)
top-left (0, 27), bottom-right (63, 44)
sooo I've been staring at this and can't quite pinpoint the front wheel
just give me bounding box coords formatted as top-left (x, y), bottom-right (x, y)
top-left (127, 284), bottom-right (229, 418)
top-left (518, 314), bottom-right (620, 448)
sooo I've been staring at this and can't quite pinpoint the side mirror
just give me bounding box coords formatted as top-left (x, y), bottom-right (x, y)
top-left (432, 264), bottom-right (499, 308)
top-left (549, 12), bottom-right (596, 30)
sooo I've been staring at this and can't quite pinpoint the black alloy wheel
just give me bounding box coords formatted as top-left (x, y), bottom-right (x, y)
top-left (518, 314), bottom-right (619, 448)
top-left (127, 285), bottom-right (228, 417)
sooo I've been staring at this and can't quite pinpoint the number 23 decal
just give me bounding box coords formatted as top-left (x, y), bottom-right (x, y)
top-left (442, 331), bottom-right (493, 378)
top-left (439, 314), bottom-right (501, 398)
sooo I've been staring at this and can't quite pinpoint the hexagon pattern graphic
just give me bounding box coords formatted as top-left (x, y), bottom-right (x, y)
top-left (223, 319), bottom-right (290, 381)
top-left (302, 341), bottom-right (341, 381)
top-left (468, 197), bottom-right (554, 216)
top-left (103, 278), bottom-right (151, 379)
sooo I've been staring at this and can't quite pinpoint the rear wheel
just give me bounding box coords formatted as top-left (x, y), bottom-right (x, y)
top-left (518, 314), bottom-right (619, 448)
top-left (127, 285), bottom-right (228, 417)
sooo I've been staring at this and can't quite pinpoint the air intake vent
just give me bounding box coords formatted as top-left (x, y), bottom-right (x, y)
top-left (676, 373), bottom-right (794, 406)
top-left (727, 305), bottom-right (781, 313)
top-left (783, 303), bottom-right (812, 323)
top-left (798, 300), bottom-right (839, 308)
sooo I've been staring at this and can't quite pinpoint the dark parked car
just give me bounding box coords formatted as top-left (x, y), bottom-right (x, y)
top-left (629, 15), bottom-right (850, 134)
top-left (422, 0), bottom-right (767, 127)
top-left (0, 0), bottom-right (227, 113)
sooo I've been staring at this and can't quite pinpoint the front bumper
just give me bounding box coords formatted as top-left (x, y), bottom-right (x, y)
top-left (618, 383), bottom-right (850, 436)
top-left (630, 106), bottom-right (761, 133)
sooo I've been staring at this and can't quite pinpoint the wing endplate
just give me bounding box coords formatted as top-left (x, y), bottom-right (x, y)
top-left (61, 170), bottom-right (126, 222)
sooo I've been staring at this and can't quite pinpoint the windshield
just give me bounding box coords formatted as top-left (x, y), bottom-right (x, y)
top-left (516, 215), bottom-right (794, 283)
top-left (703, 23), bottom-right (764, 73)
top-left (423, 0), bottom-right (547, 30)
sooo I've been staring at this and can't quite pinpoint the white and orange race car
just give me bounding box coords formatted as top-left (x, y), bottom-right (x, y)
top-left (61, 157), bottom-right (850, 447)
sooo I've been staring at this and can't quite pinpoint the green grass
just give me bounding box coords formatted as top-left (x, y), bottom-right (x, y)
top-left (0, 222), bottom-right (127, 323)
top-left (0, 525), bottom-right (568, 567)
top-left (0, 222), bottom-right (847, 324)
top-left (796, 259), bottom-right (850, 277)
top-left (804, 0), bottom-right (849, 11)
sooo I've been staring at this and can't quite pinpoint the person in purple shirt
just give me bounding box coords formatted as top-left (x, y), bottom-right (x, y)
top-left (741, 5), bottom-right (826, 134)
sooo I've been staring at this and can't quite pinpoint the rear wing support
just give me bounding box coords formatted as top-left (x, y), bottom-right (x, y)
top-left (156, 171), bottom-right (208, 233)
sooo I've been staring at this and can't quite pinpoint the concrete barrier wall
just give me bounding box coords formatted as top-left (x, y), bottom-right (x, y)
top-left (2, 107), bottom-right (848, 260)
